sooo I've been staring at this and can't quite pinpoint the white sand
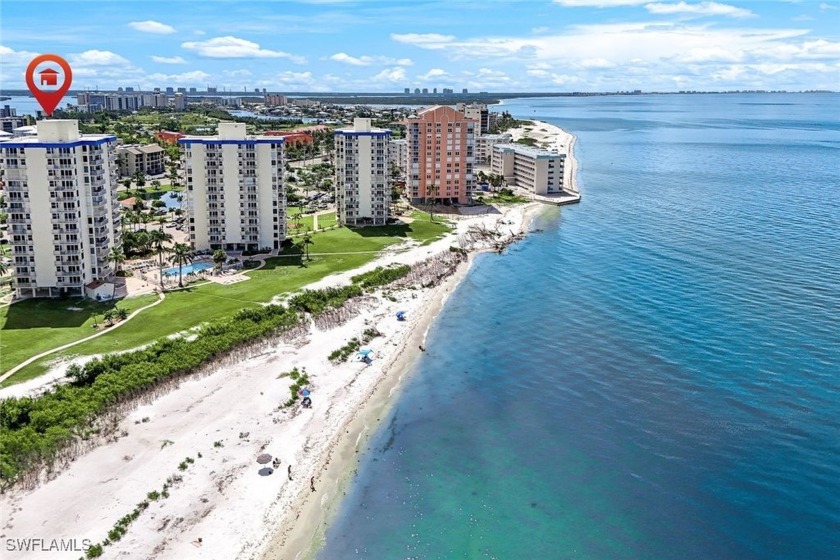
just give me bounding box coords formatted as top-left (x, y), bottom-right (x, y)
top-left (0, 204), bottom-right (540, 560)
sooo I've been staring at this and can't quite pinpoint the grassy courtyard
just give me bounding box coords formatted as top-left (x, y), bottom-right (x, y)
top-left (1, 214), bottom-right (451, 386)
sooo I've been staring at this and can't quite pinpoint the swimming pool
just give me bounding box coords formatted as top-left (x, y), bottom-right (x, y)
top-left (163, 262), bottom-right (213, 276)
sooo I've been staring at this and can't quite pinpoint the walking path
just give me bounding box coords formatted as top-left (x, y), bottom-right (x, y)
top-left (0, 291), bottom-right (166, 384)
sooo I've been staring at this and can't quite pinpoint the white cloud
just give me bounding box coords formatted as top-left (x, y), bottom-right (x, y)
top-left (645, 2), bottom-right (754, 18)
top-left (554, 0), bottom-right (648, 6)
top-left (181, 36), bottom-right (306, 63)
top-left (372, 67), bottom-right (407, 82)
top-left (390, 33), bottom-right (455, 48)
top-left (151, 55), bottom-right (186, 64)
top-left (579, 57), bottom-right (617, 68)
top-left (276, 71), bottom-right (316, 85)
top-left (0, 45), bottom-right (39, 66)
top-left (146, 70), bottom-right (211, 84)
top-left (70, 50), bottom-right (131, 66)
top-left (418, 68), bottom-right (448, 80)
top-left (128, 20), bottom-right (175, 34)
top-left (329, 52), bottom-right (412, 66)
top-left (819, 2), bottom-right (839, 10)
top-left (532, 26), bottom-right (551, 34)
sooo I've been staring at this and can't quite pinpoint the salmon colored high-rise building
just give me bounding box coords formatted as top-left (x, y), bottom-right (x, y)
top-left (407, 105), bottom-right (476, 205)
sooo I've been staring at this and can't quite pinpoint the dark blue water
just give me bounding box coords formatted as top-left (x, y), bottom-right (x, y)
top-left (318, 94), bottom-right (840, 559)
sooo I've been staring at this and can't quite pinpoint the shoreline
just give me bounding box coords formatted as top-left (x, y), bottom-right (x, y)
top-left (263, 202), bottom-right (545, 560)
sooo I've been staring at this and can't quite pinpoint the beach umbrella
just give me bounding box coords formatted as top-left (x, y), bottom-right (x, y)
top-left (256, 453), bottom-right (272, 464)
top-left (258, 467), bottom-right (274, 476)
top-left (358, 348), bottom-right (373, 356)
top-left (299, 388), bottom-right (311, 397)
top-left (396, 310), bottom-right (406, 320)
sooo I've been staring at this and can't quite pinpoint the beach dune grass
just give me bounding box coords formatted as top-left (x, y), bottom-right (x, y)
top-left (1, 218), bottom-right (451, 386)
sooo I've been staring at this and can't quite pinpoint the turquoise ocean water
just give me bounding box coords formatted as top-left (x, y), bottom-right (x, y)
top-left (318, 94), bottom-right (840, 559)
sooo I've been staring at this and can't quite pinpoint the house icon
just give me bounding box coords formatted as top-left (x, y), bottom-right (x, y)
top-left (39, 68), bottom-right (60, 87)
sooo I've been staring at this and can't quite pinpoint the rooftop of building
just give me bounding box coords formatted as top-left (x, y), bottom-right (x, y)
top-left (117, 143), bottom-right (165, 154)
top-left (494, 143), bottom-right (567, 158)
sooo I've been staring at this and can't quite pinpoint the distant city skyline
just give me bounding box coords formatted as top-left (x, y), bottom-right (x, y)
top-left (1, 0), bottom-right (838, 92)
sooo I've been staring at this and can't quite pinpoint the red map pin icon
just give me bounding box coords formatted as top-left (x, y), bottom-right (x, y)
top-left (25, 54), bottom-right (73, 117)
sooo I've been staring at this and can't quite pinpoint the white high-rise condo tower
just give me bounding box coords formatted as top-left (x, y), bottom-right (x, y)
top-left (0, 120), bottom-right (121, 298)
top-left (179, 123), bottom-right (286, 252)
top-left (334, 118), bottom-right (391, 226)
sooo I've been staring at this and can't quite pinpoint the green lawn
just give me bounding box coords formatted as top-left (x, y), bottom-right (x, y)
top-left (316, 212), bottom-right (338, 229)
top-left (0, 295), bottom-right (158, 383)
top-left (1, 218), bottom-right (451, 386)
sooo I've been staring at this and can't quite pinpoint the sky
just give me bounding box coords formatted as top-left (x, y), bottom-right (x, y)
top-left (1, 0), bottom-right (839, 92)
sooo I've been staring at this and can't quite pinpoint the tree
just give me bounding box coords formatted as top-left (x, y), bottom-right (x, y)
top-left (149, 228), bottom-right (173, 288)
top-left (115, 307), bottom-right (129, 321)
top-left (426, 183), bottom-right (439, 222)
top-left (212, 249), bottom-right (227, 271)
top-left (301, 229), bottom-right (314, 261)
top-left (133, 170), bottom-right (146, 188)
top-left (0, 260), bottom-right (8, 276)
top-left (107, 246), bottom-right (126, 276)
top-left (170, 243), bottom-right (193, 288)
top-left (103, 309), bottom-right (115, 326)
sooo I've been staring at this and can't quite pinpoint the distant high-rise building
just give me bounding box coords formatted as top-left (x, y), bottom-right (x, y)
top-left (125, 87), bottom-right (134, 92)
top-left (422, 88), bottom-right (429, 94)
top-left (179, 123), bottom-right (286, 252)
top-left (177, 87), bottom-right (187, 93)
top-left (189, 87), bottom-right (197, 93)
top-left (0, 120), bottom-right (121, 298)
top-left (442, 88), bottom-right (453, 95)
top-left (264, 94), bottom-right (288, 107)
top-left (153, 87), bottom-right (161, 93)
top-left (433, 88), bottom-right (437, 94)
top-left (404, 88), bottom-right (411, 94)
top-left (388, 138), bottom-right (408, 173)
top-left (207, 86), bottom-right (217, 93)
top-left (406, 105), bottom-right (475, 205)
top-left (462, 88), bottom-right (468, 94)
top-left (165, 87), bottom-right (174, 94)
top-left (456, 103), bottom-right (490, 134)
top-left (334, 118), bottom-right (391, 226)
top-left (1, 104), bottom-right (18, 118)
top-left (414, 88), bottom-right (421, 94)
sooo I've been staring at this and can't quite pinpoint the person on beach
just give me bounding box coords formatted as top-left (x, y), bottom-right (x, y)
top-left (310, 476), bottom-right (315, 492)
top-left (288, 465), bottom-right (292, 481)
top-left (419, 345), bottom-right (425, 352)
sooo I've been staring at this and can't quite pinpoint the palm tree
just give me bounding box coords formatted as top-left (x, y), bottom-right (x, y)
top-left (107, 246), bottom-right (126, 276)
top-left (426, 183), bottom-right (439, 222)
top-left (212, 248), bottom-right (227, 272)
top-left (103, 309), bottom-right (115, 326)
top-left (149, 228), bottom-right (173, 288)
top-left (0, 260), bottom-right (8, 276)
top-left (170, 243), bottom-right (193, 288)
top-left (301, 228), bottom-right (314, 261)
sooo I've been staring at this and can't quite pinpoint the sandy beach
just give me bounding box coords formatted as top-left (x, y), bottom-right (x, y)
top-left (0, 121), bottom-right (576, 560)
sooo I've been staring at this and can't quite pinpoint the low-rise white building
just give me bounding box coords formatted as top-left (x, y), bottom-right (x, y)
top-left (116, 144), bottom-right (166, 177)
top-left (491, 144), bottom-right (566, 196)
top-left (0, 120), bottom-right (121, 298)
top-left (334, 118), bottom-right (390, 226)
top-left (179, 123), bottom-right (286, 252)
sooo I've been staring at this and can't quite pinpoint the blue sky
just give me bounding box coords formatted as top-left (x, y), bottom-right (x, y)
top-left (1, 0), bottom-right (839, 92)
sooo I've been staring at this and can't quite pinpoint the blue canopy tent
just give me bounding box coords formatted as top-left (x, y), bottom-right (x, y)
top-left (396, 310), bottom-right (406, 321)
